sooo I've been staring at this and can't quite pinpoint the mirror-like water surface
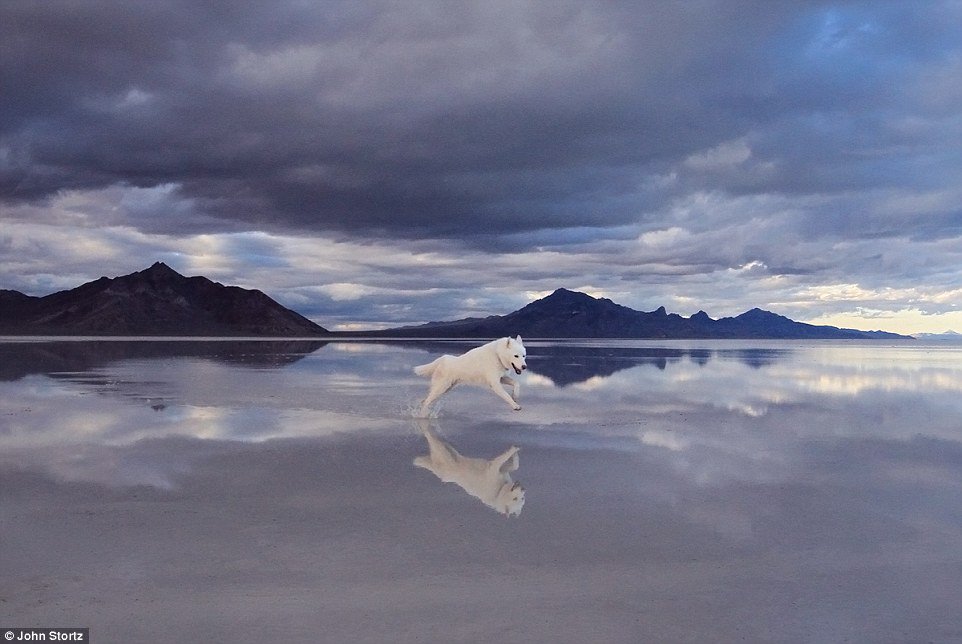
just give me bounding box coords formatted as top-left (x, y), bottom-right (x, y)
top-left (2, 339), bottom-right (960, 642)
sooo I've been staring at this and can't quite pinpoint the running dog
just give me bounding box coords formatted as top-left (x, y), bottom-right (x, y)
top-left (413, 419), bottom-right (525, 517)
top-left (414, 336), bottom-right (527, 416)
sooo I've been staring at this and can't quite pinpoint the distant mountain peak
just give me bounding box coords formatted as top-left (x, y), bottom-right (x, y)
top-left (146, 260), bottom-right (178, 273)
top-left (737, 307), bottom-right (764, 316)
top-left (913, 330), bottom-right (962, 341)
top-left (546, 288), bottom-right (595, 302)
top-left (538, 288), bottom-right (628, 309)
top-left (0, 263), bottom-right (328, 337)
top-left (376, 288), bottom-right (910, 339)
top-left (517, 288), bottom-right (628, 319)
top-left (136, 261), bottom-right (184, 280)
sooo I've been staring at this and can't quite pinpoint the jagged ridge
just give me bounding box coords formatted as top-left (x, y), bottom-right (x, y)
top-left (374, 288), bottom-right (910, 339)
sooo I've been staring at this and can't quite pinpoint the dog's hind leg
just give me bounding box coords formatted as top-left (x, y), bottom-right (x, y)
top-left (419, 378), bottom-right (454, 416)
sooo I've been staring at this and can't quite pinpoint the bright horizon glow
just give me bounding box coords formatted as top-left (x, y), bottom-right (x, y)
top-left (804, 309), bottom-right (962, 337)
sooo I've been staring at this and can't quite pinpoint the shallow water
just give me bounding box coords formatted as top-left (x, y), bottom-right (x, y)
top-left (1, 338), bottom-right (961, 642)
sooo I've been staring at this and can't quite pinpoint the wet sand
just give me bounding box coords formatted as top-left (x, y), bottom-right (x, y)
top-left (2, 339), bottom-right (961, 642)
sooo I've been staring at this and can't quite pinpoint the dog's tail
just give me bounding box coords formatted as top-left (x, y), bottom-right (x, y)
top-left (413, 357), bottom-right (442, 377)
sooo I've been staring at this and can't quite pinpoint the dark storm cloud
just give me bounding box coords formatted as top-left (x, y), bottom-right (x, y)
top-left (6, 0), bottom-right (957, 244)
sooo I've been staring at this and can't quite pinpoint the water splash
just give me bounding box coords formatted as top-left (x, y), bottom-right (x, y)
top-left (401, 397), bottom-right (442, 419)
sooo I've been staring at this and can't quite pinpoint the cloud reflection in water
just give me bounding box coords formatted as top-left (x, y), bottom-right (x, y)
top-left (2, 339), bottom-right (961, 641)
top-left (1, 339), bottom-right (960, 492)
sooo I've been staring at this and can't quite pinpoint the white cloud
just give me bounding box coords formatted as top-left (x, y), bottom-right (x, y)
top-left (318, 283), bottom-right (382, 301)
top-left (638, 226), bottom-right (691, 248)
top-left (2, 1), bottom-right (961, 336)
top-left (684, 139), bottom-right (752, 171)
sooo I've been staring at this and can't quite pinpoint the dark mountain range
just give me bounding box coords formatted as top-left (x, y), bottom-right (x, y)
top-left (371, 288), bottom-right (910, 340)
top-left (1, 267), bottom-right (910, 339)
top-left (0, 262), bottom-right (329, 336)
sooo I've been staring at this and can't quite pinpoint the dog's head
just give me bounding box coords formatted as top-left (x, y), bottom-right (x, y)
top-left (501, 335), bottom-right (527, 375)
top-left (497, 480), bottom-right (526, 517)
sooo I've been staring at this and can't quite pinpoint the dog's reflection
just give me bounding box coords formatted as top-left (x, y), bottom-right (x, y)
top-left (412, 419), bottom-right (526, 518)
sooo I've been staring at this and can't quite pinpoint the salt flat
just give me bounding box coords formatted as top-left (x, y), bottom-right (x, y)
top-left (2, 339), bottom-right (961, 643)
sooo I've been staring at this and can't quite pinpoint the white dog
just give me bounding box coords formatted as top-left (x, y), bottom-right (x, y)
top-left (414, 336), bottom-right (527, 416)
top-left (413, 420), bottom-right (525, 517)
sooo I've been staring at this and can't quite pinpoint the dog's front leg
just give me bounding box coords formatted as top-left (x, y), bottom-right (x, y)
top-left (490, 378), bottom-right (521, 410)
top-left (500, 375), bottom-right (520, 402)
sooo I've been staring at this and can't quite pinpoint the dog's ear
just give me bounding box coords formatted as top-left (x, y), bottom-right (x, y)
top-left (515, 334), bottom-right (523, 343)
top-left (505, 337), bottom-right (511, 347)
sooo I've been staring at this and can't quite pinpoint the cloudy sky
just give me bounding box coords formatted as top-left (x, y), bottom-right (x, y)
top-left (2, 1), bottom-right (961, 333)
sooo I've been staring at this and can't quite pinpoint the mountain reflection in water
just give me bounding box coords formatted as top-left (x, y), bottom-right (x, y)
top-left (524, 343), bottom-right (786, 386)
top-left (379, 339), bottom-right (788, 387)
top-left (2, 339), bottom-right (961, 642)
top-left (0, 338), bottom-right (328, 381)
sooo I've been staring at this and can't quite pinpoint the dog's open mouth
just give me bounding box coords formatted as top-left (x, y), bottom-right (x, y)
top-left (513, 365), bottom-right (523, 375)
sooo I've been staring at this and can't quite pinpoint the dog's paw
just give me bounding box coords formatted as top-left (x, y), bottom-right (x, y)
top-left (512, 404), bottom-right (522, 411)
top-left (414, 406), bottom-right (435, 419)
